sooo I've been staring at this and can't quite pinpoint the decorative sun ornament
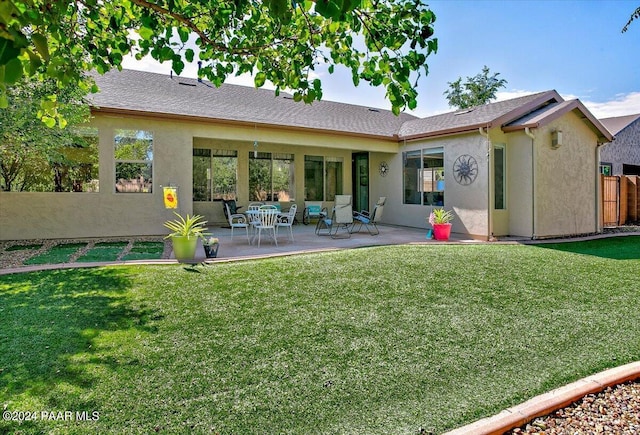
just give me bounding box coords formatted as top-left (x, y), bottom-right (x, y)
top-left (453, 154), bottom-right (478, 185)
top-left (379, 161), bottom-right (389, 177)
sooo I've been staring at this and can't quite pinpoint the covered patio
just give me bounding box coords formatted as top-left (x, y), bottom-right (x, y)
top-left (181, 223), bottom-right (480, 263)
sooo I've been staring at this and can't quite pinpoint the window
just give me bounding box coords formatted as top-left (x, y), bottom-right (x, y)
top-left (599, 163), bottom-right (612, 176)
top-left (0, 127), bottom-right (99, 192)
top-left (304, 155), bottom-right (343, 201)
top-left (249, 152), bottom-right (295, 201)
top-left (305, 155), bottom-right (324, 200)
top-left (623, 164), bottom-right (640, 176)
top-left (403, 148), bottom-right (444, 205)
top-left (325, 157), bottom-right (343, 201)
top-left (193, 149), bottom-right (238, 201)
top-left (494, 145), bottom-right (505, 209)
top-left (114, 129), bottom-right (152, 193)
top-left (422, 148), bottom-right (444, 206)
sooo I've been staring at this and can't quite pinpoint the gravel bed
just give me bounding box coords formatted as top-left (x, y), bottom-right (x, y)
top-left (508, 381), bottom-right (640, 434)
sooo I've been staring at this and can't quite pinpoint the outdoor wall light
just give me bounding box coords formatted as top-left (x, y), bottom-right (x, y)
top-left (253, 140), bottom-right (258, 157)
top-left (551, 130), bottom-right (563, 149)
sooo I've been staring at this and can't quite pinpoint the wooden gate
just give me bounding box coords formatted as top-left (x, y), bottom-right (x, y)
top-left (602, 175), bottom-right (640, 226)
top-left (602, 175), bottom-right (619, 227)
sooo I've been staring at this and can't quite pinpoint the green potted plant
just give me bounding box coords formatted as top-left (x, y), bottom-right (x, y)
top-left (164, 212), bottom-right (207, 262)
top-left (428, 208), bottom-right (454, 241)
top-left (201, 235), bottom-right (220, 258)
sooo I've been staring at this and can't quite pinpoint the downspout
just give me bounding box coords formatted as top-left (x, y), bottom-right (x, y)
top-left (525, 127), bottom-right (536, 239)
top-left (595, 142), bottom-right (604, 234)
top-left (479, 127), bottom-right (491, 241)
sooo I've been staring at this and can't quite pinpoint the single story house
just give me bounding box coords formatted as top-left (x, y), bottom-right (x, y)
top-left (599, 113), bottom-right (640, 175)
top-left (0, 69), bottom-right (613, 241)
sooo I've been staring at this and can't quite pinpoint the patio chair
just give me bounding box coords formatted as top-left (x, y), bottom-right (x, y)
top-left (315, 195), bottom-right (353, 239)
top-left (254, 205), bottom-right (279, 247)
top-left (276, 204), bottom-right (297, 242)
top-left (222, 199), bottom-right (242, 221)
top-left (225, 202), bottom-right (250, 242)
top-left (303, 201), bottom-right (325, 225)
top-left (352, 197), bottom-right (386, 235)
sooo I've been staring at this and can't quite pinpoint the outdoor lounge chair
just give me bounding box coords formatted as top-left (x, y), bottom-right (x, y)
top-left (352, 197), bottom-right (386, 235)
top-left (315, 195), bottom-right (353, 239)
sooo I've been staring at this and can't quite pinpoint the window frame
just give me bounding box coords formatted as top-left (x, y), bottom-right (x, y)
top-left (402, 147), bottom-right (444, 206)
top-left (249, 151), bottom-right (295, 202)
top-left (114, 129), bottom-right (153, 194)
top-left (493, 144), bottom-right (506, 210)
top-left (193, 148), bottom-right (239, 202)
top-left (304, 155), bottom-right (343, 201)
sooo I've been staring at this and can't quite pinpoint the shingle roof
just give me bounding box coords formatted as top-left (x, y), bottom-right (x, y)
top-left (504, 99), bottom-right (614, 143)
top-left (397, 91), bottom-right (563, 139)
top-left (89, 69), bottom-right (416, 139)
top-left (89, 69), bottom-right (611, 143)
top-left (599, 113), bottom-right (640, 135)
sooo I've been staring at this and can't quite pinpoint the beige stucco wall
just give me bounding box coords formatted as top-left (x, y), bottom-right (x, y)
top-left (507, 132), bottom-right (535, 237)
top-left (0, 113), bottom-right (397, 240)
top-left (375, 133), bottom-right (490, 238)
top-left (0, 109), bottom-right (603, 241)
top-left (533, 111), bottom-right (600, 237)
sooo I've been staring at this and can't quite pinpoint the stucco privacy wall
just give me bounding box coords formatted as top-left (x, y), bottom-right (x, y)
top-left (380, 133), bottom-right (490, 238)
top-left (0, 113), bottom-right (398, 241)
top-left (0, 116), bottom-right (192, 240)
top-left (534, 111), bottom-right (600, 237)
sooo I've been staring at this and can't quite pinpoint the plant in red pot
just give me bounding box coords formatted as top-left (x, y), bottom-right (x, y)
top-left (428, 208), bottom-right (454, 241)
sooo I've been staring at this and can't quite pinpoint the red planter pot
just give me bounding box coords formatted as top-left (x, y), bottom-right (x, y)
top-left (433, 223), bottom-right (452, 241)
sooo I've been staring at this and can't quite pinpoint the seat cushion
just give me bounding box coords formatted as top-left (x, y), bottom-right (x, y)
top-left (354, 215), bottom-right (370, 224)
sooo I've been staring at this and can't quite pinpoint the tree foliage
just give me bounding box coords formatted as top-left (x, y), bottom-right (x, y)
top-left (0, 77), bottom-right (93, 191)
top-left (0, 0), bottom-right (438, 116)
top-left (622, 7), bottom-right (640, 33)
top-left (443, 66), bottom-right (507, 110)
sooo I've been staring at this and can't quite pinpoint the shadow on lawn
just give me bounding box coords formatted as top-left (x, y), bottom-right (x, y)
top-left (531, 235), bottom-right (640, 260)
top-left (0, 268), bottom-right (159, 432)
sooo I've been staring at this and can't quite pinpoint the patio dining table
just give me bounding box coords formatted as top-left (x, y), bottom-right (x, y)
top-left (245, 208), bottom-right (282, 245)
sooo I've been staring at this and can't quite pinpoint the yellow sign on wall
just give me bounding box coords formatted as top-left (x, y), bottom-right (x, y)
top-left (163, 187), bottom-right (178, 209)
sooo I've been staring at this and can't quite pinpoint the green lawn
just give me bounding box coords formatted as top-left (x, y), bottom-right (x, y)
top-left (121, 241), bottom-right (165, 261)
top-left (22, 243), bottom-right (86, 265)
top-left (1, 237), bottom-right (638, 434)
top-left (76, 242), bottom-right (129, 263)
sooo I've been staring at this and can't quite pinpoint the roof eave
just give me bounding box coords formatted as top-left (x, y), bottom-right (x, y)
top-left (502, 100), bottom-right (614, 143)
top-left (492, 90), bottom-right (564, 127)
top-left (90, 106), bottom-right (398, 141)
top-left (399, 123), bottom-right (493, 141)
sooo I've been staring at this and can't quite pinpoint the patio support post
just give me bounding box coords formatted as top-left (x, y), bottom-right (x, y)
top-left (479, 126), bottom-right (492, 241)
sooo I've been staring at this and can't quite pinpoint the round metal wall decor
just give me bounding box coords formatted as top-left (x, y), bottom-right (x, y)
top-left (453, 154), bottom-right (478, 185)
top-left (379, 161), bottom-right (389, 177)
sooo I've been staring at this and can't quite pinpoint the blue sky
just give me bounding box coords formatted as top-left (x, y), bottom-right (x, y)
top-left (123, 0), bottom-right (640, 119)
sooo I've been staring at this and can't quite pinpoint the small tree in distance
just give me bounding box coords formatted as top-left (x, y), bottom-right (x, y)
top-left (444, 66), bottom-right (507, 110)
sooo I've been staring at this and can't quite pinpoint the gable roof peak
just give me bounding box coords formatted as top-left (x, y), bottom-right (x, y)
top-left (398, 90), bottom-right (563, 140)
top-left (599, 113), bottom-right (640, 135)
